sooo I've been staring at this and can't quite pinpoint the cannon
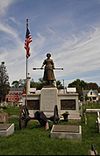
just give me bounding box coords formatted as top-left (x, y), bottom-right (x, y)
top-left (19, 104), bottom-right (60, 129)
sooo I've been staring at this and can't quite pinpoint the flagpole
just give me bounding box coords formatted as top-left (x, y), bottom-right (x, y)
top-left (24, 18), bottom-right (32, 107)
top-left (25, 18), bottom-right (28, 107)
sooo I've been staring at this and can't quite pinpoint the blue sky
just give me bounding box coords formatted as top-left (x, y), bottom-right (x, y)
top-left (0, 0), bottom-right (100, 87)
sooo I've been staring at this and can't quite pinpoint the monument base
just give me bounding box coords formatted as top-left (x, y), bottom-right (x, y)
top-left (0, 123), bottom-right (14, 136)
top-left (40, 87), bottom-right (58, 117)
top-left (51, 125), bottom-right (81, 140)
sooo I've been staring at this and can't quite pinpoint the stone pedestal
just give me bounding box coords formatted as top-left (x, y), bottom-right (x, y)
top-left (40, 87), bottom-right (58, 117)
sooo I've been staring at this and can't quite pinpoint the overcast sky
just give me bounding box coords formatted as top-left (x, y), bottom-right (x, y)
top-left (0, 0), bottom-right (100, 87)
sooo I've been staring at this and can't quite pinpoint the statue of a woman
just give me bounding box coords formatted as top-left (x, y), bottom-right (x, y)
top-left (41, 53), bottom-right (55, 85)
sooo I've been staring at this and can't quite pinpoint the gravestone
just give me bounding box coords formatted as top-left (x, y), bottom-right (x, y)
top-left (40, 87), bottom-right (58, 117)
top-left (0, 123), bottom-right (14, 136)
top-left (51, 125), bottom-right (81, 139)
top-left (0, 112), bottom-right (8, 123)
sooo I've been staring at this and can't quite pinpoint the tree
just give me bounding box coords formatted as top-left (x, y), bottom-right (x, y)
top-left (11, 79), bottom-right (26, 88)
top-left (87, 82), bottom-right (99, 90)
top-left (12, 81), bottom-right (19, 88)
top-left (68, 79), bottom-right (100, 101)
top-left (56, 80), bottom-right (64, 89)
top-left (30, 78), bottom-right (45, 90)
top-left (30, 78), bottom-right (64, 90)
top-left (68, 79), bottom-right (88, 101)
top-left (0, 62), bottom-right (10, 102)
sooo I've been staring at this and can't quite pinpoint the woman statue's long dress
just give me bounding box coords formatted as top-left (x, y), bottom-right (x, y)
top-left (41, 53), bottom-right (55, 85)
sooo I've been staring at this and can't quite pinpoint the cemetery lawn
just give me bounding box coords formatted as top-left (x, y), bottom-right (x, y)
top-left (0, 103), bottom-right (100, 155)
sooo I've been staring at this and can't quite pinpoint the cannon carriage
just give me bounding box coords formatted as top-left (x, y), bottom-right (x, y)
top-left (19, 100), bottom-right (60, 129)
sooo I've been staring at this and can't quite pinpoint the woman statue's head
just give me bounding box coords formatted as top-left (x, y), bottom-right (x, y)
top-left (46, 53), bottom-right (51, 58)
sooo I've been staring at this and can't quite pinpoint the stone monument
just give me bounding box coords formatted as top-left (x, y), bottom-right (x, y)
top-left (40, 53), bottom-right (62, 117)
top-left (22, 53), bottom-right (80, 121)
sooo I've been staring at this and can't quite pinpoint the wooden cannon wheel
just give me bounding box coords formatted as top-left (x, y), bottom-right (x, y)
top-left (53, 105), bottom-right (60, 124)
top-left (19, 105), bottom-right (30, 129)
top-left (49, 105), bottom-right (60, 124)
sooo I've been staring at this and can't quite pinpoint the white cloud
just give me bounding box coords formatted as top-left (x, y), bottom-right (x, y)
top-left (0, 4), bottom-right (100, 86)
top-left (0, 20), bottom-right (25, 84)
top-left (43, 25), bottom-right (100, 85)
top-left (26, 24), bottom-right (100, 86)
top-left (0, 0), bottom-right (14, 16)
top-left (6, 24), bottom-right (100, 86)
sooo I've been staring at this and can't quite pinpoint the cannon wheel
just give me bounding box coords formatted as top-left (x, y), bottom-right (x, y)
top-left (48, 105), bottom-right (60, 123)
top-left (19, 105), bottom-right (30, 129)
top-left (53, 105), bottom-right (59, 124)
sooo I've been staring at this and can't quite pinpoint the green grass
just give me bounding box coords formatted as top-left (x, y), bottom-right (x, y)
top-left (0, 103), bottom-right (100, 155)
top-left (4, 105), bottom-right (19, 116)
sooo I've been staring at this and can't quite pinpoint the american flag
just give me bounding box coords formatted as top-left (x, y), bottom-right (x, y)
top-left (24, 27), bottom-right (32, 58)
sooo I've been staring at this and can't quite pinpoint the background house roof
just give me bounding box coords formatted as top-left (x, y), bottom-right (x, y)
top-left (83, 89), bottom-right (98, 96)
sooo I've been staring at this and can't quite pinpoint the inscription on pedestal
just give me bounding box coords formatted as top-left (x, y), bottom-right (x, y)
top-left (40, 88), bottom-right (58, 111)
top-left (61, 99), bottom-right (76, 110)
top-left (27, 100), bottom-right (40, 110)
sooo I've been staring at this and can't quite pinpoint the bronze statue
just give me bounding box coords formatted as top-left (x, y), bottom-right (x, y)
top-left (41, 53), bottom-right (55, 85)
top-left (33, 53), bottom-right (63, 87)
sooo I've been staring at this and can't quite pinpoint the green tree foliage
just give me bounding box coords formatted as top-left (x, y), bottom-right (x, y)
top-left (11, 79), bottom-right (26, 88)
top-left (68, 79), bottom-right (88, 100)
top-left (0, 62), bottom-right (10, 102)
top-left (56, 80), bottom-right (64, 89)
top-left (12, 81), bottom-right (19, 88)
top-left (87, 82), bottom-right (99, 90)
top-left (30, 78), bottom-right (47, 90)
top-left (68, 79), bottom-right (99, 101)
top-left (30, 79), bottom-right (63, 90)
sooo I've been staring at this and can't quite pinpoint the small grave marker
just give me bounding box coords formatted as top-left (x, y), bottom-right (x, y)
top-left (0, 123), bottom-right (14, 136)
top-left (51, 125), bottom-right (81, 139)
